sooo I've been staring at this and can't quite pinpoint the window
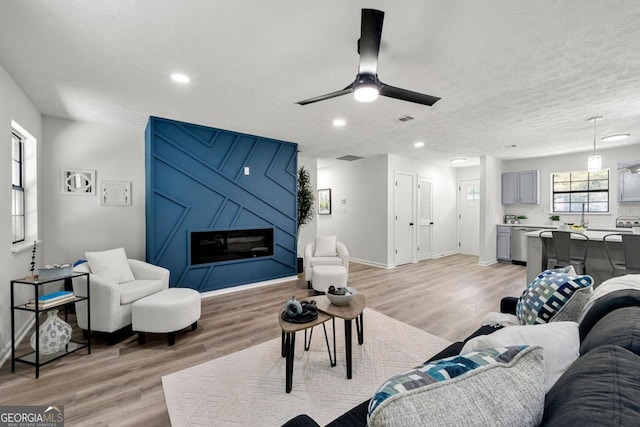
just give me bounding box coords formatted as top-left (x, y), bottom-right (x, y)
top-left (466, 184), bottom-right (480, 201)
top-left (552, 169), bottom-right (609, 213)
top-left (11, 131), bottom-right (25, 243)
top-left (10, 120), bottom-right (38, 251)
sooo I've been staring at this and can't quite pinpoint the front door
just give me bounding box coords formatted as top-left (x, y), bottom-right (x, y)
top-left (458, 179), bottom-right (480, 255)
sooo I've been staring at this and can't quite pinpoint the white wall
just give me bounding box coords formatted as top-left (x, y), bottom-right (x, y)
top-left (317, 155), bottom-right (389, 267)
top-left (457, 165), bottom-right (480, 181)
top-left (42, 116), bottom-right (146, 263)
top-left (316, 154), bottom-right (460, 267)
top-left (388, 155), bottom-right (459, 261)
top-left (0, 64), bottom-right (43, 364)
top-left (479, 156), bottom-right (504, 265)
top-left (502, 144), bottom-right (640, 228)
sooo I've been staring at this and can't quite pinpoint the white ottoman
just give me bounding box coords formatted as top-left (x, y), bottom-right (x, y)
top-left (132, 288), bottom-right (201, 346)
top-left (312, 265), bottom-right (347, 293)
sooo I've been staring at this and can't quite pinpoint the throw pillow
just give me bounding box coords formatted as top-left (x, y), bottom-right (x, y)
top-left (516, 268), bottom-right (593, 325)
top-left (461, 321), bottom-right (579, 392)
top-left (367, 346), bottom-right (545, 427)
top-left (314, 235), bottom-right (337, 257)
top-left (85, 247), bottom-right (135, 284)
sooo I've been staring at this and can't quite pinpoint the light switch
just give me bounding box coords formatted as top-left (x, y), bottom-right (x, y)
top-left (244, 166), bottom-right (250, 175)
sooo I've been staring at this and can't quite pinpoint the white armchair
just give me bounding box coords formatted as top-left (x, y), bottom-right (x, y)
top-left (72, 248), bottom-right (169, 336)
top-left (304, 235), bottom-right (349, 285)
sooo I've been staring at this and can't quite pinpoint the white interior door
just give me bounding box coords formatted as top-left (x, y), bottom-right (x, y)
top-left (394, 172), bottom-right (415, 266)
top-left (458, 179), bottom-right (480, 255)
top-left (418, 177), bottom-right (433, 261)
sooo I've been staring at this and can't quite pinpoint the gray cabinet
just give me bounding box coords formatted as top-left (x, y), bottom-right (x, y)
top-left (501, 173), bottom-right (519, 205)
top-left (497, 226), bottom-right (511, 261)
top-left (502, 170), bottom-right (540, 205)
top-left (619, 161), bottom-right (640, 202)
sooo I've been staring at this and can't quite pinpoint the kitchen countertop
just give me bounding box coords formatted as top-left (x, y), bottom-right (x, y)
top-left (498, 223), bottom-right (557, 228)
top-left (525, 228), bottom-right (634, 241)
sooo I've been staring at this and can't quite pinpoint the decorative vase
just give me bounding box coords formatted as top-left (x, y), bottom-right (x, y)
top-left (30, 309), bottom-right (72, 355)
top-left (284, 296), bottom-right (303, 318)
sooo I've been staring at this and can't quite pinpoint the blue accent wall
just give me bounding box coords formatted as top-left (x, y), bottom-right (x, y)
top-left (145, 116), bottom-right (298, 292)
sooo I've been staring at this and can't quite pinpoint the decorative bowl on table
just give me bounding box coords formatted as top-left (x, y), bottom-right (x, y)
top-left (326, 286), bottom-right (357, 306)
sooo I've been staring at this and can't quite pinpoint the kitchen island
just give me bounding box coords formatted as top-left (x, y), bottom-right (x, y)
top-left (526, 229), bottom-right (632, 286)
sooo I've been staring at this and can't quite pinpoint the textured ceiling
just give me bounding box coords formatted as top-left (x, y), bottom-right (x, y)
top-left (1, 0), bottom-right (640, 167)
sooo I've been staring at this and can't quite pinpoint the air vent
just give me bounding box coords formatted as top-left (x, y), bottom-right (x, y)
top-left (396, 115), bottom-right (415, 123)
top-left (336, 155), bottom-right (364, 161)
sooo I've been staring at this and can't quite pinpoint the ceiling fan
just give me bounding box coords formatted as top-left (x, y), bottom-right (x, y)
top-left (296, 8), bottom-right (441, 107)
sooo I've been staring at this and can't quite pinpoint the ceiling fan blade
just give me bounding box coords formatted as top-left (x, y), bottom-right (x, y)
top-left (379, 82), bottom-right (441, 106)
top-left (358, 9), bottom-right (384, 75)
top-left (296, 86), bottom-right (354, 105)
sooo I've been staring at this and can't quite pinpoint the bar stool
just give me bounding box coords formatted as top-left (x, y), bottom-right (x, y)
top-left (539, 230), bottom-right (589, 274)
top-left (603, 233), bottom-right (640, 276)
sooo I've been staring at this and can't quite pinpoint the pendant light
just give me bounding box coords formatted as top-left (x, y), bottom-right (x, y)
top-left (587, 116), bottom-right (603, 172)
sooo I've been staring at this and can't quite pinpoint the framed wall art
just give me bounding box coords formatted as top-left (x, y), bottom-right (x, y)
top-left (61, 169), bottom-right (96, 195)
top-left (318, 188), bottom-right (331, 215)
top-left (101, 181), bottom-right (131, 206)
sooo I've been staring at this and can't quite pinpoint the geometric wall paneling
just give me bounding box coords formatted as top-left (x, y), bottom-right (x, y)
top-left (145, 116), bottom-right (298, 292)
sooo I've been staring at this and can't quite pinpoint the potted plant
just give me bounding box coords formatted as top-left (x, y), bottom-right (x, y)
top-left (516, 215), bottom-right (527, 224)
top-left (549, 214), bottom-right (560, 226)
top-left (297, 166), bottom-right (315, 273)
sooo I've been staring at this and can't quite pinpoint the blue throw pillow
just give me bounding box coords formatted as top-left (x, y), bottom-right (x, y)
top-left (517, 268), bottom-right (593, 325)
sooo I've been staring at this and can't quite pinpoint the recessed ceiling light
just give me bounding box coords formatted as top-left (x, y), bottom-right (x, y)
top-left (601, 134), bottom-right (630, 142)
top-left (333, 118), bottom-right (346, 127)
top-left (414, 141), bottom-right (425, 148)
top-left (451, 158), bottom-right (466, 164)
top-left (171, 73), bottom-right (191, 84)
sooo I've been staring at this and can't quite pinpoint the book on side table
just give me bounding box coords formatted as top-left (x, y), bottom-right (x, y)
top-left (25, 290), bottom-right (75, 309)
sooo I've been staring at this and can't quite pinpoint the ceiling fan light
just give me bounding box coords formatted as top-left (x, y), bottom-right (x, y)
top-left (354, 84), bottom-right (379, 102)
top-left (587, 155), bottom-right (602, 172)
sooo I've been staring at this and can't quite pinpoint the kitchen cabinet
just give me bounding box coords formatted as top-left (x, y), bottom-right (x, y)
top-left (502, 170), bottom-right (540, 205)
top-left (497, 226), bottom-right (511, 261)
top-left (619, 161), bottom-right (640, 202)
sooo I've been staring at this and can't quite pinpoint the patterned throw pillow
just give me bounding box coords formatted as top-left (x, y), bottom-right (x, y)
top-left (367, 346), bottom-right (545, 427)
top-left (516, 268), bottom-right (593, 325)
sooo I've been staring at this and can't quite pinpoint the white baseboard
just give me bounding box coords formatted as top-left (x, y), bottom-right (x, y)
top-left (199, 275), bottom-right (299, 299)
top-left (478, 259), bottom-right (498, 266)
top-left (349, 258), bottom-right (393, 269)
top-left (0, 317), bottom-right (35, 370)
top-left (432, 250), bottom-right (459, 259)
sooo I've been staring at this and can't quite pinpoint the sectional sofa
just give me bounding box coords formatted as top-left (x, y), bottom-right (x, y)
top-left (283, 272), bottom-right (640, 427)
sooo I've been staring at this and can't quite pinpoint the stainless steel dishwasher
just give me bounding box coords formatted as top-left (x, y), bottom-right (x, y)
top-left (511, 227), bottom-right (545, 264)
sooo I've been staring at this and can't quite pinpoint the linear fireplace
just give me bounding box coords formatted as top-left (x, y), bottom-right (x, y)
top-left (190, 228), bottom-right (274, 265)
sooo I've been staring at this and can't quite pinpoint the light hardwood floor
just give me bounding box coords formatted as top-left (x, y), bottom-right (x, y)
top-left (0, 255), bottom-right (526, 426)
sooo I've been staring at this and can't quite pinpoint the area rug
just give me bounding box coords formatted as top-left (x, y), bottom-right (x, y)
top-left (162, 308), bottom-right (451, 426)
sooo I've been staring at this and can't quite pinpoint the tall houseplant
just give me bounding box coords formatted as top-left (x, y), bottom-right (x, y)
top-left (297, 166), bottom-right (315, 272)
